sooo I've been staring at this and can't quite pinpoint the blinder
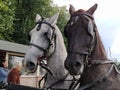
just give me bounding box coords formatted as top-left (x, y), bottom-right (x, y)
top-left (84, 15), bottom-right (96, 45)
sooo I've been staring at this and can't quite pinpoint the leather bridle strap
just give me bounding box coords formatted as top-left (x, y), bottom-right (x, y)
top-left (36, 18), bottom-right (55, 31)
top-left (30, 43), bottom-right (47, 54)
top-left (39, 62), bottom-right (54, 76)
top-left (29, 21), bottom-right (55, 55)
top-left (46, 73), bottom-right (69, 89)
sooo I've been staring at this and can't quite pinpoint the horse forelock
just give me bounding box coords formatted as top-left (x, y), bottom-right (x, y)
top-left (77, 9), bottom-right (86, 13)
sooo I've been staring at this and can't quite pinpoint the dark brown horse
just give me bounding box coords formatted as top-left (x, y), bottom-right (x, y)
top-left (64, 3), bottom-right (120, 90)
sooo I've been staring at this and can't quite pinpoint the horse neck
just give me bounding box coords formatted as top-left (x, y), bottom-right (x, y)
top-left (44, 28), bottom-right (72, 88)
top-left (81, 31), bottom-right (112, 86)
top-left (90, 31), bottom-right (108, 61)
top-left (47, 27), bottom-right (68, 77)
top-left (47, 40), bottom-right (67, 77)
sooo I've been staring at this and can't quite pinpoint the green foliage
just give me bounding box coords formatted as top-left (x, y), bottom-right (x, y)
top-left (0, 0), bottom-right (69, 45)
top-left (57, 6), bottom-right (69, 46)
top-left (0, 0), bottom-right (15, 41)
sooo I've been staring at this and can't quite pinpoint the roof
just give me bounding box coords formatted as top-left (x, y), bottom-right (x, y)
top-left (0, 40), bottom-right (29, 54)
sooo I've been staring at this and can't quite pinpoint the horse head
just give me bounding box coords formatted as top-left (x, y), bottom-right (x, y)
top-left (64, 4), bottom-right (98, 75)
top-left (23, 13), bottom-right (59, 73)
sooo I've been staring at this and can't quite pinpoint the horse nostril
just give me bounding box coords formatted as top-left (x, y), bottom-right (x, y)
top-left (75, 61), bottom-right (81, 68)
top-left (27, 61), bottom-right (35, 71)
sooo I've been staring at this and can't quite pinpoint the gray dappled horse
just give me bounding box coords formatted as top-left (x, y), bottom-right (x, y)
top-left (64, 3), bottom-right (120, 90)
top-left (23, 13), bottom-right (79, 90)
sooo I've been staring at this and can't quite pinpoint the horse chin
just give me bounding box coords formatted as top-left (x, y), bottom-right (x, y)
top-left (69, 70), bottom-right (83, 76)
top-left (69, 65), bottom-right (84, 76)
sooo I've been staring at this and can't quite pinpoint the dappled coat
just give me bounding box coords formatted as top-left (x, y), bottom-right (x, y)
top-left (7, 68), bottom-right (20, 84)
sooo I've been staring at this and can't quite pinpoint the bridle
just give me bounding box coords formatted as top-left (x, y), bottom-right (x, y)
top-left (29, 17), bottom-right (56, 76)
top-left (66, 13), bottom-right (97, 67)
top-left (30, 17), bottom-right (56, 60)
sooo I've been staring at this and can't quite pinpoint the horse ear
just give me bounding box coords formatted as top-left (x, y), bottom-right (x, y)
top-left (87, 3), bottom-right (98, 15)
top-left (69, 4), bottom-right (75, 15)
top-left (35, 14), bottom-right (42, 23)
top-left (49, 12), bottom-right (59, 24)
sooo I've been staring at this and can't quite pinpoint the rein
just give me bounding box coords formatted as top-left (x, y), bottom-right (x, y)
top-left (38, 60), bottom-right (80, 90)
top-left (79, 61), bottom-right (120, 90)
top-left (46, 75), bottom-right (80, 90)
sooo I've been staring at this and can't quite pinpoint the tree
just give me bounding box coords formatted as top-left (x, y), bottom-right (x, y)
top-left (12, 0), bottom-right (69, 45)
top-left (0, 0), bottom-right (15, 41)
top-left (0, 0), bottom-right (69, 45)
top-left (57, 6), bottom-right (69, 46)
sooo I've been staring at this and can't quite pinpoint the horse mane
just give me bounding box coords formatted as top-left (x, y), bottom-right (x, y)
top-left (73, 9), bottom-right (86, 15)
top-left (90, 30), bottom-right (108, 60)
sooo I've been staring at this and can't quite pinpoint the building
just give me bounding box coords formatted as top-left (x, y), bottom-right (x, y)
top-left (0, 40), bottom-right (43, 88)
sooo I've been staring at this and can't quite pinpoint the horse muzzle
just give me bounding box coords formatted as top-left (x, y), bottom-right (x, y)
top-left (64, 55), bottom-right (84, 75)
top-left (22, 58), bottom-right (38, 73)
